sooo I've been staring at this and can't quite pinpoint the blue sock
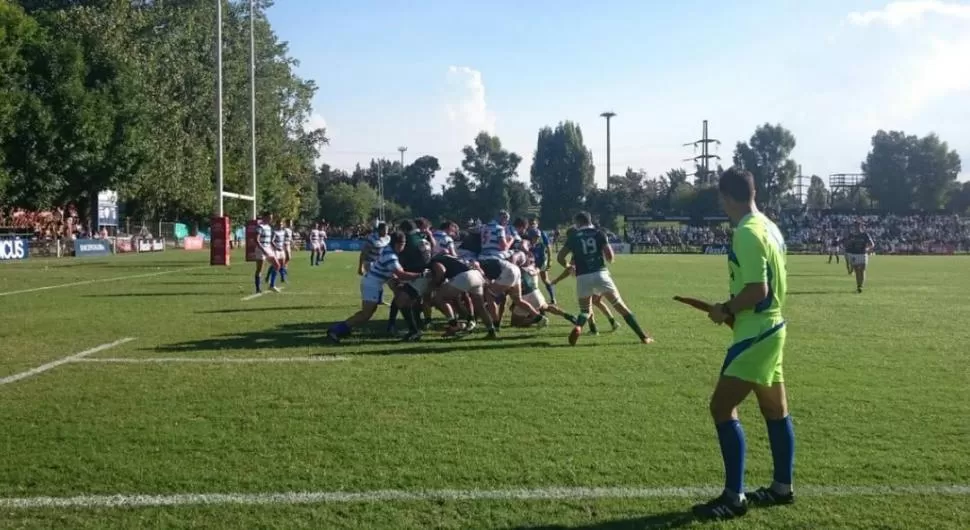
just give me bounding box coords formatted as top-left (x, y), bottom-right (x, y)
top-left (254, 273), bottom-right (261, 293)
top-left (545, 282), bottom-right (556, 301)
top-left (766, 416), bottom-right (795, 486)
top-left (716, 419), bottom-right (746, 495)
top-left (333, 321), bottom-right (351, 336)
top-left (280, 267), bottom-right (287, 283)
top-left (269, 268), bottom-right (277, 288)
top-left (310, 253), bottom-right (315, 266)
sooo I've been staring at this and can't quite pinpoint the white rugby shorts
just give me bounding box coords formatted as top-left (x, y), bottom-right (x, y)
top-left (576, 270), bottom-right (620, 299)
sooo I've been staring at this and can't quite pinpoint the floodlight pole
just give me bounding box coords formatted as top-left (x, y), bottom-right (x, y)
top-left (215, 0), bottom-right (224, 217)
top-left (600, 111), bottom-right (616, 190)
top-left (249, 0), bottom-right (257, 219)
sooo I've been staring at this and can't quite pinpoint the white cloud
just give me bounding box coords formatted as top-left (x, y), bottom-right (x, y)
top-left (848, 1), bottom-right (970, 27)
top-left (444, 66), bottom-right (496, 135)
top-left (304, 112), bottom-right (328, 133)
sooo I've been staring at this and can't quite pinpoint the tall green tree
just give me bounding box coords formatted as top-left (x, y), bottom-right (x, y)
top-left (529, 121), bottom-right (595, 227)
top-left (318, 182), bottom-right (376, 227)
top-left (806, 175), bottom-right (830, 209)
top-left (461, 132), bottom-right (522, 219)
top-left (862, 130), bottom-right (961, 212)
top-left (440, 169), bottom-right (476, 223)
top-left (733, 123), bottom-right (798, 209)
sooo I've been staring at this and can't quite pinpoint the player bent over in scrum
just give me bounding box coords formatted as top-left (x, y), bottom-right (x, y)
top-left (429, 253), bottom-right (496, 338)
top-left (327, 232), bottom-right (426, 343)
top-left (478, 258), bottom-right (547, 332)
top-left (557, 211), bottom-right (652, 346)
top-left (510, 264), bottom-right (576, 328)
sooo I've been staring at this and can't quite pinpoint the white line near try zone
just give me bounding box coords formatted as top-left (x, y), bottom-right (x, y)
top-left (0, 338), bottom-right (135, 387)
top-left (0, 266), bottom-right (209, 298)
top-left (72, 356), bottom-right (349, 364)
top-left (1, 484), bottom-right (967, 509)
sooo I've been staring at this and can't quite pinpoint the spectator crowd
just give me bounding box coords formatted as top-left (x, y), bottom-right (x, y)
top-left (780, 212), bottom-right (970, 254)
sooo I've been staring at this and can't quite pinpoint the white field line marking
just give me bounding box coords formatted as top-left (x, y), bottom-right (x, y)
top-left (241, 286), bottom-right (285, 301)
top-left (72, 356), bottom-right (348, 364)
top-left (0, 266), bottom-right (209, 298)
top-left (0, 338), bottom-right (135, 387)
top-left (1, 484), bottom-right (968, 509)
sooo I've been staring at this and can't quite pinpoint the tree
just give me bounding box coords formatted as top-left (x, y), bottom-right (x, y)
top-left (397, 155), bottom-right (438, 215)
top-left (862, 130), bottom-right (961, 212)
top-left (530, 121), bottom-right (595, 227)
top-left (440, 169), bottom-right (476, 223)
top-left (945, 181), bottom-right (970, 214)
top-left (318, 182), bottom-right (377, 226)
top-left (507, 180), bottom-right (535, 219)
top-left (805, 176), bottom-right (830, 209)
top-left (733, 123), bottom-right (798, 210)
top-left (460, 132), bottom-right (522, 219)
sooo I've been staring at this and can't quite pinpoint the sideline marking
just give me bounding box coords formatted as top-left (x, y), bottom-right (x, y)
top-left (1, 484), bottom-right (968, 509)
top-left (72, 356), bottom-right (348, 364)
top-left (0, 266), bottom-right (209, 298)
top-left (0, 338), bottom-right (136, 387)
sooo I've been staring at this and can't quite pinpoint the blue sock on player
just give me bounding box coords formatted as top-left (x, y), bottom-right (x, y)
top-left (332, 321), bottom-right (351, 336)
top-left (280, 266), bottom-right (287, 283)
top-left (766, 416), bottom-right (795, 487)
top-left (310, 252), bottom-right (315, 266)
top-left (716, 419), bottom-right (746, 496)
top-left (268, 268), bottom-right (277, 288)
top-left (254, 273), bottom-right (261, 293)
top-left (545, 282), bottom-right (556, 301)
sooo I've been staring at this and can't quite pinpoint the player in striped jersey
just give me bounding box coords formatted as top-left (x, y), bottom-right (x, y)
top-left (282, 219), bottom-right (293, 279)
top-left (328, 232), bottom-right (426, 343)
top-left (254, 213), bottom-right (280, 293)
top-left (479, 210), bottom-right (513, 259)
top-left (358, 223), bottom-right (390, 275)
top-left (264, 220), bottom-right (288, 286)
top-left (433, 221), bottom-right (458, 257)
top-left (309, 222), bottom-right (323, 266)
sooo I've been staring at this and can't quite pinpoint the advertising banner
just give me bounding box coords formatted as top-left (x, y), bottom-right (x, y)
top-left (75, 238), bottom-right (112, 257)
top-left (210, 216), bottom-right (230, 266)
top-left (116, 237), bottom-right (134, 253)
top-left (97, 190), bottom-right (119, 227)
top-left (609, 242), bottom-right (631, 254)
top-left (702, 244), bottom-right (730, 255)
top-left (137, 238), bottom-right (166, 252)
top-left (0, 238), bottom-right (28, 261)
top-left (183, 236), bottom-right (204, 250)
top-left (245, 220), bottom-right (261, 262)
top-left (323, 239), bottom-right (365, 252)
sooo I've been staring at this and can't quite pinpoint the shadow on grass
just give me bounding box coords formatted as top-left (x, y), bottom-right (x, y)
top-left (156, 281), bottom-right (242, 286)
top-left (153, 319), bottom-right (551, 356)
top-left (787, 290), bottom-right (846, 296)
top-left (512, 510), bottom-right (695, 530)
top-left (197, 306), bottom-right (359, 314)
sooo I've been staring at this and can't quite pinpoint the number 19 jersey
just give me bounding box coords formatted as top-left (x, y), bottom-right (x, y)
top-left (567, 226), bottom-right (608, 276)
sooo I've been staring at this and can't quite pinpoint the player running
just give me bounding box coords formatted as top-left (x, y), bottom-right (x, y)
top-left (691, 167), bottom-right (794, 521)
top-left (253, 213), bottom-right (280, 293)
top-left (557, 212), bottom-right (651, 346)
top-left (844, 222), bottom-right (875, 293)
top-left (428, 253), bottom-right (496, 337)
top-left (327, 232), bottom-right (426, 343)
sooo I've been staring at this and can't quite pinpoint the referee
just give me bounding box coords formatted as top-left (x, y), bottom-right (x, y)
top-left (692, 168), bottom-right (795, 520)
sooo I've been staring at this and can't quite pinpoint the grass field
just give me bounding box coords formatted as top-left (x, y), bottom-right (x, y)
top-left (1, 249), bottom-right (969, 529)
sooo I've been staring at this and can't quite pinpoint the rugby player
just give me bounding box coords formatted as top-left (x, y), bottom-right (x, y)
top-left (327, 232), bottom-right (426, 343)
top-left (428, 252), bottom-right (496, 337)
top-left (478, 257), bottom-right (547, 331)
top-left (691, 167), bottom-right (794, 520)
top-left (265, 219), bottom-right (288, 285)
top-left (527, 218), bottom-right (556, 303)
top-left (457, 224), bottom-right (482, 262)
top-left (549, 263), bottom-right (620, 334)
top-left (253, 213), bottom-right (280, 293)
top-left (282, 219), bottom-right (293, 278)
top-left (309, 222), bottom-right (324, 266)
top-left (557, 212), bottom-right (651, 346)
top-left (844, 222), bottom-right (875, 293)
top-left (389, 219), bottom-right (434, 341)
top-left (510, 262), bottom-right (576, 328)
top-left (358, 223), bottom-right (390, 304)
top-left (433, 221), bottom-right (458, 257)
top-left (479, 210), bottom-right (513, 259)
top-left (826, 235), bottom-right (840, 265)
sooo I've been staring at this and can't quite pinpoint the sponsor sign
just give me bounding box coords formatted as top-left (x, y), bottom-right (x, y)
top-left (609, 242), bottom-right (631, 254)
top-left (210, 216), bottom-right (230, 266)
top-left (703, 244), bottom-right (730, 255)
top-left (97, 190), bottom-right (119, 227)
top-left (325, 239), bottom-right (365, 252)
top-left (183, 236), bottom-right (204, 250)
top-left (116, 237), bottom-right (134, 253)
top-left (75, 238), bottom-right (112, 257)
top-left (137, 238), bottom-right (166, 253)
top-left (0, 238), bottom-right (28, 260)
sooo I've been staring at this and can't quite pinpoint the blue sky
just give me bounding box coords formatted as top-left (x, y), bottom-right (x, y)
top-left (268, 0), bottom-right (970, 190)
